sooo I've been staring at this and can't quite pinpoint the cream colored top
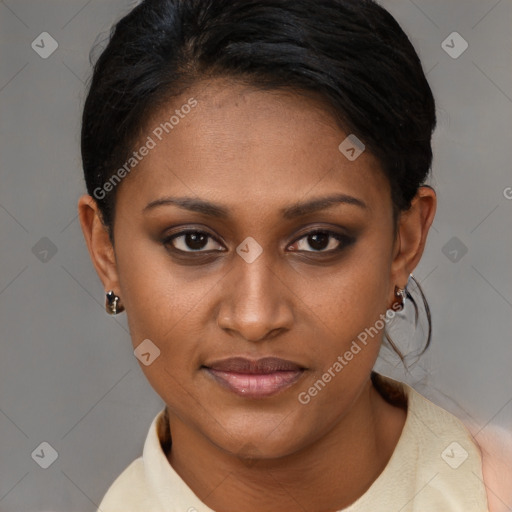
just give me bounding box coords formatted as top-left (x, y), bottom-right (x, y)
top-left (98, 377), bottom-right (489, 511)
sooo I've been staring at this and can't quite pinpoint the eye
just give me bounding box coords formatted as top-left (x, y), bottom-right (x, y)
top-left (163, 228), bottom-right (355, 256)
top-left (288, 230), bottom-right (354, 253)
top-left (164, 230), bottom-right (225, 253)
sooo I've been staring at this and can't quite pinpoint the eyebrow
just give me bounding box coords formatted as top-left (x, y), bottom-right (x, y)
top-left (142, 193), bottom-right (368, 219)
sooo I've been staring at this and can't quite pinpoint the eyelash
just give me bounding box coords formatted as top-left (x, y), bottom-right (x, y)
top-left (162, 228), bottom-right (355, 255)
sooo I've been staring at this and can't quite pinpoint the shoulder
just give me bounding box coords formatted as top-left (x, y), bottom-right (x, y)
top-left (97, 408), bottom-right (215, 512)
top-left (96, 410), bottom-right (167, 512)
top-left (387, 376), bottom-right (489, 511)
top-left (97, 457), bottom-right (154, 512)
top-left (464, 422), bottom-right (512, 511)
top-left (349, 374), bottom-right (489, 511)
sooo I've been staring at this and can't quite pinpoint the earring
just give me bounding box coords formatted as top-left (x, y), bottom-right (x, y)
top-left (394, 285), bottom-right (407, 311)
top-left (105, 290), bottom-right (124, 315)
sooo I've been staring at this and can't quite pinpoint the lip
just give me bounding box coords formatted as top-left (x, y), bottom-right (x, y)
top-left (203, 357), bottom-right (306, 399)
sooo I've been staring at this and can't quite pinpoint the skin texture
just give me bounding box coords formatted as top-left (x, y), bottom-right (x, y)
top-left (78, 78), bottom-right (436, 511)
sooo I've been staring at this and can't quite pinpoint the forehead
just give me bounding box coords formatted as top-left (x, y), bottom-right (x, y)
top-left (116, 78), bottom-right (391, 217)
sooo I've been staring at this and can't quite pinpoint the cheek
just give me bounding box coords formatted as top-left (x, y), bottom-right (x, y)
top-left (114, 235), bottom-right (233, 404)
top-left (115, 236), bottom-right (204, 355)
top-left (294, 267), bottom-right (390, 417)
top-left (294, 235), bottom-right (393, 403)
top-left (303, 243), bottom-right (392, 347)
top-left (119, 279), bottom-right (203, 404)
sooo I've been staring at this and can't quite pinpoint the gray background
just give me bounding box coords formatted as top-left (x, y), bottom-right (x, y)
top-left (0, 0), bottom-right (511, 510)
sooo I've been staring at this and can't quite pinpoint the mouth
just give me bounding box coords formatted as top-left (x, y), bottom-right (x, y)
top-left (202, 357), bottom-right (306, 399)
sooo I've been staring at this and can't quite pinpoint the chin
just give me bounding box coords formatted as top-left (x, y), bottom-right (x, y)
top-left (204, 413), bottom-right (314, 460)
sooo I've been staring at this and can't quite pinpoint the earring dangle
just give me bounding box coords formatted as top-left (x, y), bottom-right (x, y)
top-left (105, 290), bottom-right (124, 315)
top-left (394, 285), bottom-right (407, 311)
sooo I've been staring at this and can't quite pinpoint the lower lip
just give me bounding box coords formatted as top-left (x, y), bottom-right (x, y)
top-left (204, 368), bottom-right (304, 398)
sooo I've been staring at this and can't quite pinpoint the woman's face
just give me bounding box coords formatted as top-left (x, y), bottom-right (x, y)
top-left (89, 79), bottom-right (410, 457)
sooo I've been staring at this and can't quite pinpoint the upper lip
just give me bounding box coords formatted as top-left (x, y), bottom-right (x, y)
top-left (204, 357), bottom-right (305, 374)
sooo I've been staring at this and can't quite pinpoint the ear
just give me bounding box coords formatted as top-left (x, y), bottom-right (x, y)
top-left (77, 194), bottom-right (120, 294)
top-left (389, 186), bottom-right (437, 295)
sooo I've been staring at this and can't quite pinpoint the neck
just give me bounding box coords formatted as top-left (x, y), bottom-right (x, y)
top-left (166, 379), bottom-right (406, 512)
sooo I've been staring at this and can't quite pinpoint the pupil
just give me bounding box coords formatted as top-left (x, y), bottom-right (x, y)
top-left (309, 233), bottom-right (329, 251)
top-left (186, 232), bottom-right (207, 250)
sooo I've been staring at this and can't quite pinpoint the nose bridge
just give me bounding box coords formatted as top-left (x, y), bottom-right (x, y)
top-left (217, 246), bottom-right (293, 341)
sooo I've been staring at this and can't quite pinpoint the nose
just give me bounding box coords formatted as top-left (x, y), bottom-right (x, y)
top-left (216, 253), bottom-right (294, 342)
